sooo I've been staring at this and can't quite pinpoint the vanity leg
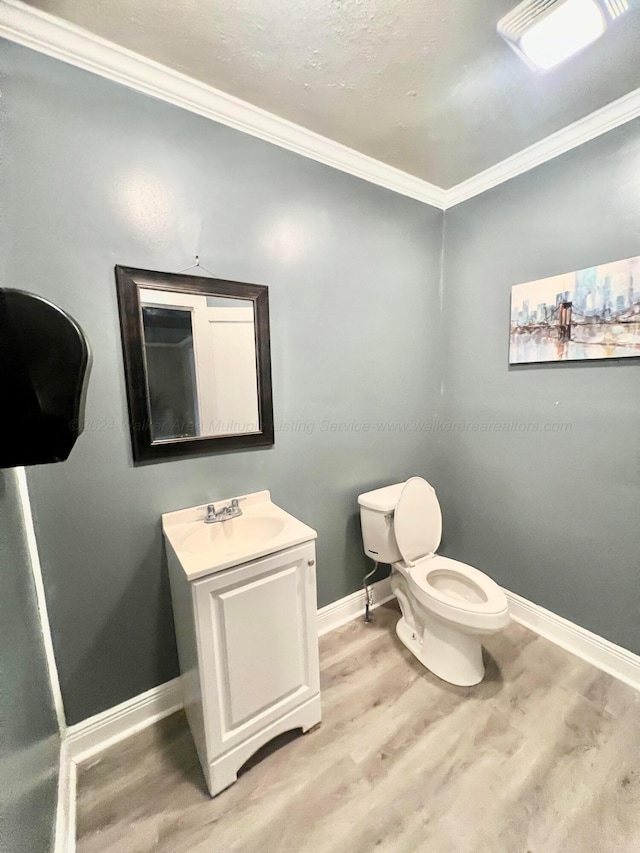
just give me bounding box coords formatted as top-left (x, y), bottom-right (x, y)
top-left (206, 761), bottom-right (239, 798)
top-left (299, 694), bottom-right (322, 739)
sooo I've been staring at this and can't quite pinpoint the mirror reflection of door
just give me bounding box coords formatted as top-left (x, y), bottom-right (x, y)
top-left (202, 297), bottom-right (260, 436)
top-left (140, 289), bottom-right (259, 442)
top-left (142, 305), bottom-right (198, 440)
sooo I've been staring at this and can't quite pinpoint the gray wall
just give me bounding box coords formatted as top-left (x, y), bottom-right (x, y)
top-left (0, 42), bottom-right (444, 724)
top-left (440, 119), bottom-right (640, 653)
top-left (0, 470), bottom-right (59, 853)
top-left (6, 38), bottom-right (637, 731)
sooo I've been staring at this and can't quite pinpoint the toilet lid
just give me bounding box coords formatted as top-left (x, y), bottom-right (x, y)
top-left (394, 477), bottom-right (442, 565)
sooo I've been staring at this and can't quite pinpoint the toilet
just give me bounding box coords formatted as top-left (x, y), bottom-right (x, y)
top-left (358, 477), bottom-right (509, 686)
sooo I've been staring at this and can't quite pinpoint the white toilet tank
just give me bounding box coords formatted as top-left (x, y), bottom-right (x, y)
top-left (357, 482), bottom-right (405, 564)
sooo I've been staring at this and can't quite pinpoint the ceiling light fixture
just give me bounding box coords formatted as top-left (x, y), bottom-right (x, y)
top-left (498, 0), bottom-right (629, 71)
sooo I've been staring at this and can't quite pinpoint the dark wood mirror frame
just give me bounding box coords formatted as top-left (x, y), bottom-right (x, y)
top-left (115, 266), bottom-right (274, 464)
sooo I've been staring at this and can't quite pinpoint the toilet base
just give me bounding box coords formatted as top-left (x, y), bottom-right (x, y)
top-left (396, 615), bottom-right (485, 687)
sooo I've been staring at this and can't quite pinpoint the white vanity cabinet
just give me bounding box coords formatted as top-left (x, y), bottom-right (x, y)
top-left (163, 493), bottom-right (321, 797)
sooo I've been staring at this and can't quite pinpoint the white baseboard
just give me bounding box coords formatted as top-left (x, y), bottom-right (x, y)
top-left (64, 578), bottom-right (393, 768)
top-left (505, 589), bottom-right (640, 692)
top-left (317, 576), bottom-right (393, 636)
top-left (58, 679), bottom-right (184, 851)
top-left (66, 677), bottom-right (183, 764)
top-left (62, 583), bottom-right (640, 791)
top-left (52, 581), bottom-right (640, 853)
top-left (55, 741), bottom-right (76, 853)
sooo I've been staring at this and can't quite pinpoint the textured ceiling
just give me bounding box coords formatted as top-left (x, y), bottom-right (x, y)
top-left (21, 0), bottom-right (640, 187)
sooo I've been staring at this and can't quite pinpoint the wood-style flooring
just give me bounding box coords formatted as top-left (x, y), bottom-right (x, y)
top-left (76, 602), bottom-right (640, 852)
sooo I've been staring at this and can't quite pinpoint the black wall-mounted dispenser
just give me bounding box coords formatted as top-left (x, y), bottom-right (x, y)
top-left (0, 289), bottom-right (91, 468)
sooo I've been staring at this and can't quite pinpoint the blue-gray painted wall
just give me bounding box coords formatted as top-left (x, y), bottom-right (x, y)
top-left (0, 470), bottom-right (59, 853)
top-left (440, 119), bottom-right (640, 652)
top-left (0, 42), bottom-right (445, 724)
top-left (2, 39), bottom-right (638, 728)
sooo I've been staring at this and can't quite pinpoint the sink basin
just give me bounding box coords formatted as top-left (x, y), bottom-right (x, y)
top-left (180, 515), bottom-right (286, 555)
top-left (162, 490), bottom-right (317, 579)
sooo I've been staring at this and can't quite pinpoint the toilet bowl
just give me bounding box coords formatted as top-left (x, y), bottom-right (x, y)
top-left (358, 477), bottom-right (509, 686)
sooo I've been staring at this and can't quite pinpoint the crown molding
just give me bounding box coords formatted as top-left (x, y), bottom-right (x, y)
top-left (1, 0), bottom-right (639, 212)
top-left (444, 85), bottom-right (640, 208)
top-left (0, 0), bottom-right (446, 209)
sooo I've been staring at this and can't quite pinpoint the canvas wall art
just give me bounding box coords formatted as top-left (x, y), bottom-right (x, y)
top-left (509, 255), bottom-right (640, 364)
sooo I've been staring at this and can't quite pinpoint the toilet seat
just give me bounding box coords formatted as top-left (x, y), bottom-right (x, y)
top-left (413, 556), bottom-right (506, 614)
top-left (394, 478), bottom-right (508, 632)
top-left (406, 556), bottom-right (509, 631)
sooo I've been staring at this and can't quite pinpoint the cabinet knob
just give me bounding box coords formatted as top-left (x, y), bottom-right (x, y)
top-left (308, 559), bottom-right (315, 566)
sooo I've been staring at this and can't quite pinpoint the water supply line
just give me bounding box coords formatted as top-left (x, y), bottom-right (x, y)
top-left (363, 562), bottom-right (379, 623)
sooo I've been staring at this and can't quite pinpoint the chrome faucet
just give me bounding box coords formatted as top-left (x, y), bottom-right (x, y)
top-left (205, 499), bottom-right (243, 524)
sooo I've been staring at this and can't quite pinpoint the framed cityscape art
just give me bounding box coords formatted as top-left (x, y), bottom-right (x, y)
top-left (509, 255), bottom-right (640, 364)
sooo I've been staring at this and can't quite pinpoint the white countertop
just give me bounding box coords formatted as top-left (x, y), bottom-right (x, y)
top-left (162, 490), bottom-right (317, 581)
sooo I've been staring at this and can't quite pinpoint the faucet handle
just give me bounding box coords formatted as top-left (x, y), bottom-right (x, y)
top-left (205, 504), bottom-right (216, 521)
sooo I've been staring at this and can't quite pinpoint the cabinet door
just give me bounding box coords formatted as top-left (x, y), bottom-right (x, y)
top-left (193, 542), bottom-right (319, 757)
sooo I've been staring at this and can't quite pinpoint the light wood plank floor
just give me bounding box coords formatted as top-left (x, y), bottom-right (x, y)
top-left (77, 603), bottom-right (640, 852)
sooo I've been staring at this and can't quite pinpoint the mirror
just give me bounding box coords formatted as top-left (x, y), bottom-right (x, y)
top-left (115, 266), bottom-right (274, 463)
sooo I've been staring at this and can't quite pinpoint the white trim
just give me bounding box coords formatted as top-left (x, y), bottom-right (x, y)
top-left (57, 581), bottom-right (640, 851)
top-left (14, 467), bottom-right (67, 734)
top-left (63, 578), bottom-right (393, 764)
top-left (444, 87), bottom-right (640, 208)
top-left (66, 676), bottom-right (183, 764)
top-left (506, 589), bottom-right (640, 692)
top-left (55, 742), bottom-right (76, 853)
top-left (2, 0), bottom-right (640, 211)
top-left (317, 576), bottom-right (393, 636)
top-left (14, 467), bottom-right (74, 850)
top-left (0, 0), bottom-right (445, 209)
top-left (63, 581), bottom-right (640, 769)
